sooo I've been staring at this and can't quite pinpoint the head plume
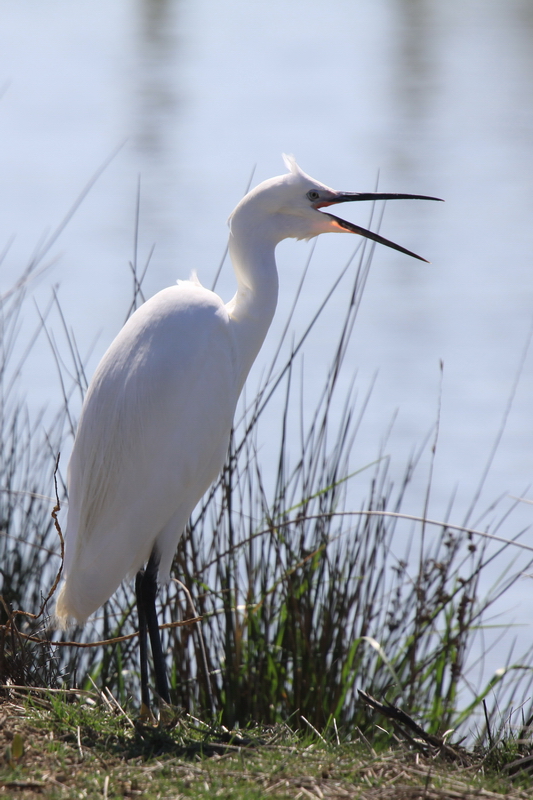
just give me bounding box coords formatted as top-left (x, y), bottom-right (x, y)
top-left (282, 153), bottom-right (309, 180)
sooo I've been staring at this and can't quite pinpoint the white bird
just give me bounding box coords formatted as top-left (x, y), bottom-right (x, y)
top-left (55, 155), bottom-right (441, 713)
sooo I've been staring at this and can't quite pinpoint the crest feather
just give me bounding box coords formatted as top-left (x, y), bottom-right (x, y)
top-left (282, 153), bottom-right (304, 176)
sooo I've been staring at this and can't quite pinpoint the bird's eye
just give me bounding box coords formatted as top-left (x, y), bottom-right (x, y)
top-left (307, 190), bottom-right (320, 202)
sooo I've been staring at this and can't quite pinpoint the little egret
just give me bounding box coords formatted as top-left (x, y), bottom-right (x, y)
top-left (55, 155), bottom-right (441, 713)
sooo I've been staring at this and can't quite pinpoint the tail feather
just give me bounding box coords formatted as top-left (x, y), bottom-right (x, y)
top-left (54, 580), bottom-right (90, 629)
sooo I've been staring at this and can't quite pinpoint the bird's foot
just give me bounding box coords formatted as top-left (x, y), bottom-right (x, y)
top-left (157, 699), bottom-right (176, 727)
top-left (138, 701), bottom-right (156, 724)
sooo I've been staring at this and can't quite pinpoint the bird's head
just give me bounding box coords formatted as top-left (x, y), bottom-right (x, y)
top-left (229, 154), bottom-right (442, 262)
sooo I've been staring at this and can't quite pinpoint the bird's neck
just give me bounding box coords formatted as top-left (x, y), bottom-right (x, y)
top-left (226, 219), bottom-right (280, 387)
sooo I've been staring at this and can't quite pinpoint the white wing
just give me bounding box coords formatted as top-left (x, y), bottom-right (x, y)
top-left (56, 281), bottom-right (239, 624)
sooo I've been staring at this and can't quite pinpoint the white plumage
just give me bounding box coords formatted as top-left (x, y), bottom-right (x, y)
top-left (57, 281), bottom-right (238, 622)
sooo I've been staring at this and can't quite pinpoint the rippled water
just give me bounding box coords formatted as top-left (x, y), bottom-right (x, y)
top-left (1, 0), bottom-right (533, 679)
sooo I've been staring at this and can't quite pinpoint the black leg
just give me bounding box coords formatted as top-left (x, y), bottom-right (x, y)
top-left (135, 551), bottom-right (170, 711)
top-left (144, 553), bottom-right (170, 704)
top-left (135, 568), bottom-right (151, 717)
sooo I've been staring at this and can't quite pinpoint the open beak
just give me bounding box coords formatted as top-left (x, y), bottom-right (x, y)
top-left (316, 191), bottom-right (443, 263)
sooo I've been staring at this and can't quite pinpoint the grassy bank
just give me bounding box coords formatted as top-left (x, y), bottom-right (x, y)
top-left (1, 689), bottom-right (533, 799)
